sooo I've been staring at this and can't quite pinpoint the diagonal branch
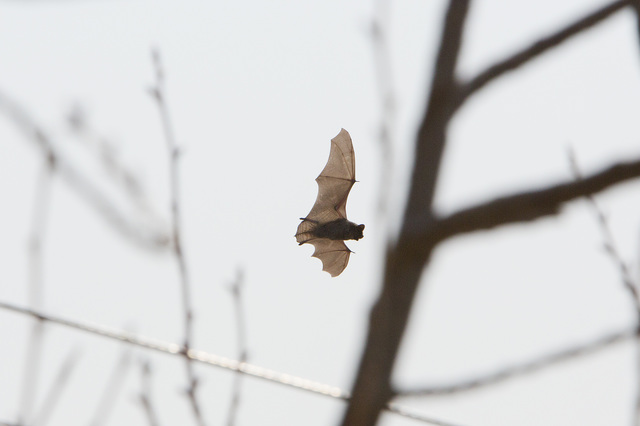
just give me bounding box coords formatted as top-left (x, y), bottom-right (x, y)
top-left (395, 327), bottom-right (634, 397)
top-left (458, 0), bottom-right (630, 104)
top-left (432, 158), bottom-right (640, 243)
top-left (0, 90), bottom-right (170, 251)
top-left (0, 300), bottom-right (457, 426)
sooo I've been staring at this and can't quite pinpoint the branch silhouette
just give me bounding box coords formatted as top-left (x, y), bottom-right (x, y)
top-left (343, 0), bottom-right (638, 424)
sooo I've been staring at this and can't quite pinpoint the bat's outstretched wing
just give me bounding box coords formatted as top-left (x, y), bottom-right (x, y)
top-left (305, 128), bottom-right (355, 224)
top-left (296, 129), bottom-right (361, 277)
top-left (308, 238), bottom-right (352, 277)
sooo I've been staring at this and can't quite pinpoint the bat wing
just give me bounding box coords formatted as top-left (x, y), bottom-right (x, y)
top-left (308, 238), bottom-right (352, 277)
top-left (305, 128), bottom-right (356, 224)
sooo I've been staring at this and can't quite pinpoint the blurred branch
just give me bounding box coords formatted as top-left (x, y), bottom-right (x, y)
top-left (395, 327), bottom-right (634, 397)
top-left (66, 104), bottom-right (150, 214)
top-left (370, 0), bottom-right (395, 222)
top-left (17, 157), bottom-right (55, 424)
top-left (149, 48), bottom-right (205, 426)
top-left (89, 348), bottom-right (133, 426)
top-left (0, 90), bottom-right (170, 251)
top-left (342, 1), bottom-right (470, 424)
top-left (344, 0), bottom-right (640, 424)
top-left (226, 270), bottom-right (248, 426)
top-left (458, 0), bottom-right (630, 104)
top-left (138, 360), bottom-right (162, 426)
top-left (568, 150), bottom-right (640, 425)
top-left (0, 301), bottom-right (461, 426)
top-left (30, 348), bottom-right (81, 426)
top-left (432, 158), bottom-right (640, 244)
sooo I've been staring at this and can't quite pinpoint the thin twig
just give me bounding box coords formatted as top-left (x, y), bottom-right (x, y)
top-left (29, 348), bottom-right (81, 426)
top-left (149, 48), bottom-right (205, 426)
top-left (458, 0), bottom-right (630, 103)
top-left (226, 270), bottom-right (248, 426)
top-left (88, 348), bottom-right (133, 426)
top-left (0, 89), bottom-right (170, 251)
top-left (370, 0), bottom-right (395, 222)
top-left (67, 104), bottom-right (149, 213)
top-left (395, 327), bottom-right (634, 397)
top-left (569, 150), bottom-right (640, 426)
top-left (139, 360), bottom-right (161, 426)
top-left (0, 301), bottom-right (468, 425)
top-left (17, 156), bottom-right (55, 424)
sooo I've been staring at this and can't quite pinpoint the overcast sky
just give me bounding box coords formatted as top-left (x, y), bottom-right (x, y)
top-left (2, 1), bottom-right (640, 425)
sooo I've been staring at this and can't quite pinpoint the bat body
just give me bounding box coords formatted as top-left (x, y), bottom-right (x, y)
top-left (295, 129), bottom-right (364, 277)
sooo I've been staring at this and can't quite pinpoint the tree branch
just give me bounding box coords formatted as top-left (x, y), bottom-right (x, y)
top-left (432, 158), bottom-right (640, 242)
top-left (458, 0), bottom-right (630, 104)
top-left (149, 48), bottom-right (205, 426)
top-left (341, 1), bottom-right (470, 425)
top-left (395, 328), bottom-right (633, 397)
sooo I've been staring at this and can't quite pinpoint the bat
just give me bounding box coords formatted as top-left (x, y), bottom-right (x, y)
top-left (295, 129), bottom-right (364, 277)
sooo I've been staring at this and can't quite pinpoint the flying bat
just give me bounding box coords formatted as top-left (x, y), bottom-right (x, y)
top-left (295, 129), bottom-right (364, 277)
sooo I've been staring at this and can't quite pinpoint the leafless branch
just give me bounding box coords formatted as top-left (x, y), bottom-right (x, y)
top-left (395, 327), bottom-right (634, 397)
top-left (88, 348), bottom-right (133, 426)
top-left (458, 0), bottom-right (630, 103)
top-left (0, 300), bottom-right (463, 425)
top-left (344, 0), bottom-right (640, 423)
top-left (342, 2), bottom-right (470, 424)
top-left (149, 48), bottom-right (205, 426)
top-left (568, 150), bottom-right (640, 425)
top-left (17, 157), bottom-right (55, 424)
top-left (370, 0), bottom-right (395, 222)
top-left (66, 104), bottom-right (149, 213)
top-left (30, 348), bottom-right (81, 426)
top-left (138, 360), bottom-right (161, 426)
top-left (431, 158), bottom-right (640, 244)
top-left (226, 270), bottom-right (248, 426)
top-left (0, 90), bottom-right (170, 251)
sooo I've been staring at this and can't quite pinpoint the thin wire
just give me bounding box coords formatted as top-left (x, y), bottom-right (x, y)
top-left (0, 301), bottom-right (457, 425)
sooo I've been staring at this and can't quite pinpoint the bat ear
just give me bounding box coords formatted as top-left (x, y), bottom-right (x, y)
top-left (355, 224), bottom-right (365, 240)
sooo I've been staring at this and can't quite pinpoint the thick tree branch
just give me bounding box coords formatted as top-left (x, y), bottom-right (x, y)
top-left (341, 1), bottom-right (470, 425)
top-left (432, 158), bottom-right (640, 242)
top-left (458, 0), bottom-right (630, 104)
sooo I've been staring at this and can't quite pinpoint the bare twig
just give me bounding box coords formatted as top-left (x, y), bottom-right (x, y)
top-left (0, 89), bottom-right (169, 251)
top-left (30, 348), bottom-right (81, 426)
top-left (370, 0), bottom-right (395, 222)
top-left (0, 300), bottom-right (467, 425)
top-left (458, 0), bottom-right (630, 103)
top-left (395, 327), bottom-right (634, 397)
top-left (66, 104), bottom-right (148, 212)
top-left (569, 150), bottom-right (640, 426)
top-left (149, 48), bottom-right (205, 426)
top-left (17, 156), bottom-right (55, 424)
top-left (89, 348), bottom-right (133, 426)
top-left (139, 360), bottom-right (161, 426)
top-left (226, 270), bottom-right (248, 426)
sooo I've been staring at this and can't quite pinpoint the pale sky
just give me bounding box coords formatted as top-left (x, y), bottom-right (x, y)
top-left (2, 1), bottom-right (640, 425)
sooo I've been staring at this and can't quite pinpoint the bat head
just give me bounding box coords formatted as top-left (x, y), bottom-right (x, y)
top-left (352, 224), bottom-right (365, 241)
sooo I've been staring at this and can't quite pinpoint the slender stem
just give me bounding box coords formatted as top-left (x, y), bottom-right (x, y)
top-left (17, 156), bottom-right (55, 424)
top-left (226, 270), bottom-right (248, 426)
top-left (396, 328), bottom-right (634, 397)
top-left (150, 48), bottom-right (205, 426)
